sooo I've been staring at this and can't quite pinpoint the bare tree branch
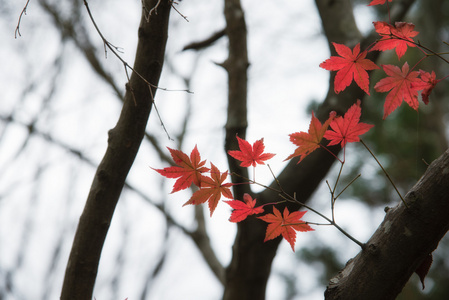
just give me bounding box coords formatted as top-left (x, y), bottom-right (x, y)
top-left (60, 1), bottom-right (172, 298)
top-left (15, 0), bottom-right (32, 38)
top-left (191, 205), bottom-right (225, 284)
top-left (325, 148), bottom-right (449, 299)
top-left (222, 0), bottom-right (250, 198)
top-left (182, 28), bottom-right (226, 51)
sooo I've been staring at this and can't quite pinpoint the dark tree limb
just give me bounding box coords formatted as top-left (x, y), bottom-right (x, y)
top-left (182, 28), bottom-right (226, 51)
top-left (222, 0), bottom-right (250, 202)
top-left (60, 1), bottom-right (172, 299)
top-left (325, 148), bottom-right (449, 300)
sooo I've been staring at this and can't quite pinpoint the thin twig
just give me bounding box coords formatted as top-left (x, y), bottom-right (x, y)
top-left (334, 174), bottom-right (361, 201)
top-left (183, 28), bottom-right (226, 51)
top-left (171, 1), bottom-right (189, 22)
top-left (233, 156), bottom-right (365, 247)
top-left (83, 0), bottom-right (191, 140)
top-left (15, 0), bottom-right (32, 38)
top-left (360, 139), bottom-right (409, 208)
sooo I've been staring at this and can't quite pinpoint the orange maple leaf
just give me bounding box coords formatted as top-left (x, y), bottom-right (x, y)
top-left (228, 136), bottom-right (275, 167)
top-left (374, 63), bottom-right (425, 119)
top-left (258, 207), bottom-right (313, 252)
top-left (224, 193), bottom-right (264, 222)
top-left (368, 0), bottom-right (392, 6)
top-left (183, 163), bottom-right (233, 216)
top-left (285, 111), bottom-right (336, 163)
top-left (370, 22), bottom-right (418, 59)
top-left (320, 43), bottom-right (379, 95)
top-left (152, 145), bottom-right (209, 193)
top-left (324, 100), bottom-right (374, 148)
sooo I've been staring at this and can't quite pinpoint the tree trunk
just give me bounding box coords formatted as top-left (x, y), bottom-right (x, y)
top-left (60, 1), bottom-right (171, 299)
top-left (325, 148), bottom-right (449, 300)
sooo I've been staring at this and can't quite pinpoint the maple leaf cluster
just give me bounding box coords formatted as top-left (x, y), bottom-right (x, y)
top-left (319, 12), bottom-right (443, 119)
top-left (153, 146), bottom-right (233, 216)
top-left (154, 139), bottom-right (314, 251)
top-left (153, 0), bottom-right (447, 255)
top-left (286, 100), bottom-right (373, 163)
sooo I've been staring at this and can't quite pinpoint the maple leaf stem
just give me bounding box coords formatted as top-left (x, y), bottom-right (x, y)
top-left (415, 41), bottom-right (449, 64)
top-left (282, 221), bottom-right (330, 227)
top-left (410, 56), bottom-right (428, 74)
top-left (334, 174), bottom-right (361, 202)
top-left (325, 180), bottom-right (336, 222)
top-left (281, 193), bottom-right (365, 248)
top-left (262, 200), bottom-right (288, 207)
top-left (360, 139), bottom-right (409, 208)
top-left (280, 194), bottom-right (327, 219)
top-left (235, 161), bottom-right (365, 248)
top-left (267, 164), bottom-right (288, 195)
top-left (333, 161), bottom-right (345, 196)
top-left (230, 171), bottom-right (282, 195)
top-left (393, 35), bottom-right (449, 65)
top-left (319, 145), bottom-right (343, 164)
top-left (332, 162), bottom-right (343, 221)
top-left (253, 167), bottom-right (256, 183)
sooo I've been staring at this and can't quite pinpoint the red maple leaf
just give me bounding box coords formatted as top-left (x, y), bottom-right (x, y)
top-left (414, 70), bottom-right (440, 105)
top-left (320, 43), bottom-right (379, 95)
top-left (324, 100), bottom-right (374, 148)
top-left (224, 193), bottom-right (264, 222)
top-left (374, 63), bottom-right (425, 119)
top-left (153, 145), bottom-right (209, 193)
top-left (370, 22), bottom-right (418, 59)
top-left (228, 136), bottom-right (275, 167)
top-left (258, 207), bottom-right (313, 251)
top-left (183, 163), bottom-right (233, 216)
top-left (285, 111), bottom-right (336, 163)
top-left (368, 0), bottom-right (392, 6)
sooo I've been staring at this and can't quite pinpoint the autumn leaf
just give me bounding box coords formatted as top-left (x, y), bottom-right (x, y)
top-left (183, 163), bottom-right (233, 216)
top-left (414, 70), bottom-right (440, 105)
top-left (320, 43), bottom-right (379, 95)
top-left (370, 22), bottom-right (418, 59)
top-left (258, 207), bottom-right (313, 252)
top-left (324, 100), bottom-right (374, 148)
top-left (374, 63), bottom-right (425, 119)
top-left (224, 193), bottom-right (264, 222)
top-left (368, 0), bottom-right (392, 6)
top-left (152, 145), bottom-right (209, 193)
top-left (285, 111), bottom-right (336, 163)
top-left (415, 253), bottom-right (433, 290)
top-left (228, 136), bottom-right (275, 167)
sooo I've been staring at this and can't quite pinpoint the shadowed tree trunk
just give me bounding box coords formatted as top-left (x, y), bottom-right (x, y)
top-left (325, 148), bottom-right (449, 300)
top-left (60, 1), bottom-right (171, 299)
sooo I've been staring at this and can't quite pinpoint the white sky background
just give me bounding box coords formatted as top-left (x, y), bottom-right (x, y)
top-left (0, 1), bottom-right (390, 299)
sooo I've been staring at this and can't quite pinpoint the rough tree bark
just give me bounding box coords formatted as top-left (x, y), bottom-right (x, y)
top-left (60, 1), bottom-right (171, 299)
top-left (325, 148), bottom-right (449, 300)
